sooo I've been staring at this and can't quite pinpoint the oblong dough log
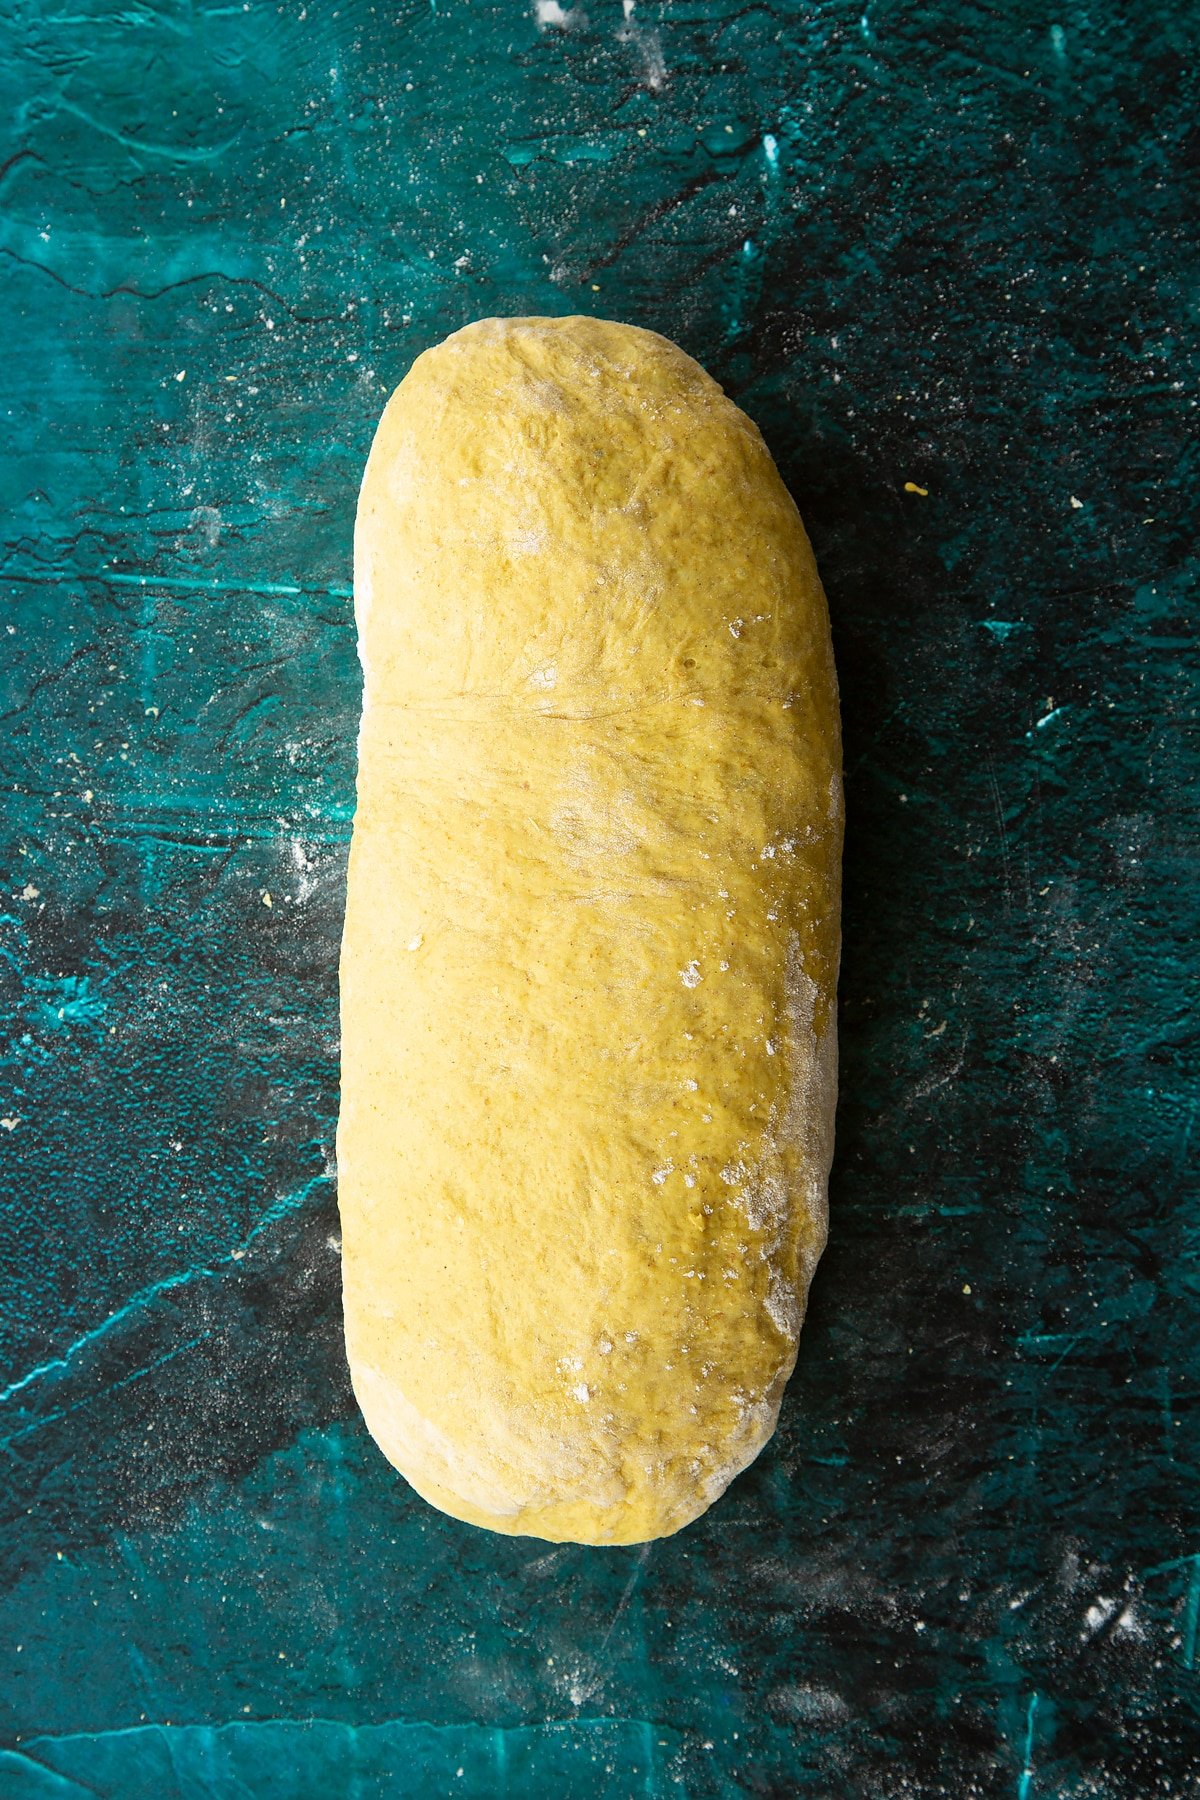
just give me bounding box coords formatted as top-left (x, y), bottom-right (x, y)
top-left (338, 315), bottom-right (842, 1544)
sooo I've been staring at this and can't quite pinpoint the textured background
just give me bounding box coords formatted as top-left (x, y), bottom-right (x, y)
top-left (1, 0), bottom-right (1198, 1794)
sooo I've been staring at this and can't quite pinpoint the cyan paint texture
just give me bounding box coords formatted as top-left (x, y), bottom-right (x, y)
top-left (1, 0), bottom-right (1198, 1794)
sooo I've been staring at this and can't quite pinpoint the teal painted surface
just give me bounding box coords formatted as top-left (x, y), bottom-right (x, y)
top-left (1, 0), bottom-right (1197, 1793)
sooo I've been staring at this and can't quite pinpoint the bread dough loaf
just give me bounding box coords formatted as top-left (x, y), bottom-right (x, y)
top-left (338, 315), bottom-right (842, 1544)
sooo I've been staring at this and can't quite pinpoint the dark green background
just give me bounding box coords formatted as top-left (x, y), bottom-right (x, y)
top-left (1, 0), bottom-right (1197, 1793)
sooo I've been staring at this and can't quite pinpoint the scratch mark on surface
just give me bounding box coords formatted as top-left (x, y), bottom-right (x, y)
top-left (0, 1747), bottom-right (100, 1797)
top-left (0, 245), bottom-right (338, 323)
top-left (1184, 1556), bottom-right (1200, 1670)
top-left (0, 1336), bottom-right (209, 1453)
top-left (1017, 1691), bottom-right (1038, 1800)
top-left (569, 1544), bottom-right (653, 1707)
top-left (575, 169), bottom-right (723, 282)
top-left (1, 566), bottom-right (352, 601)
top-left (56, 97), bottom-right (242, 163)
top-left (986, 753), bottom-right (1013, 915)
top-left (0, 1177), bottom-right (328, 1409)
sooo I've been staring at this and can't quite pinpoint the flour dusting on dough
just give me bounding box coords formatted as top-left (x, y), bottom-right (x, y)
top-left (783, 929), bottom-right (839, 1287)
top-left (717, 930), bottom-right (837, 1341)
top-left (352, 1361), bottom-right (524, 1519)
top-left (353, 1358), bottom-right (629, 1520)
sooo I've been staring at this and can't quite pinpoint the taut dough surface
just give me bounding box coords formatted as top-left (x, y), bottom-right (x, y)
top-left (338, 315), bottom-right (842, 1543)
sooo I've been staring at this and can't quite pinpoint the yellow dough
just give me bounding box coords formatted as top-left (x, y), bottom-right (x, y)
top-left (338, 315), bottom-right (842, 1544)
